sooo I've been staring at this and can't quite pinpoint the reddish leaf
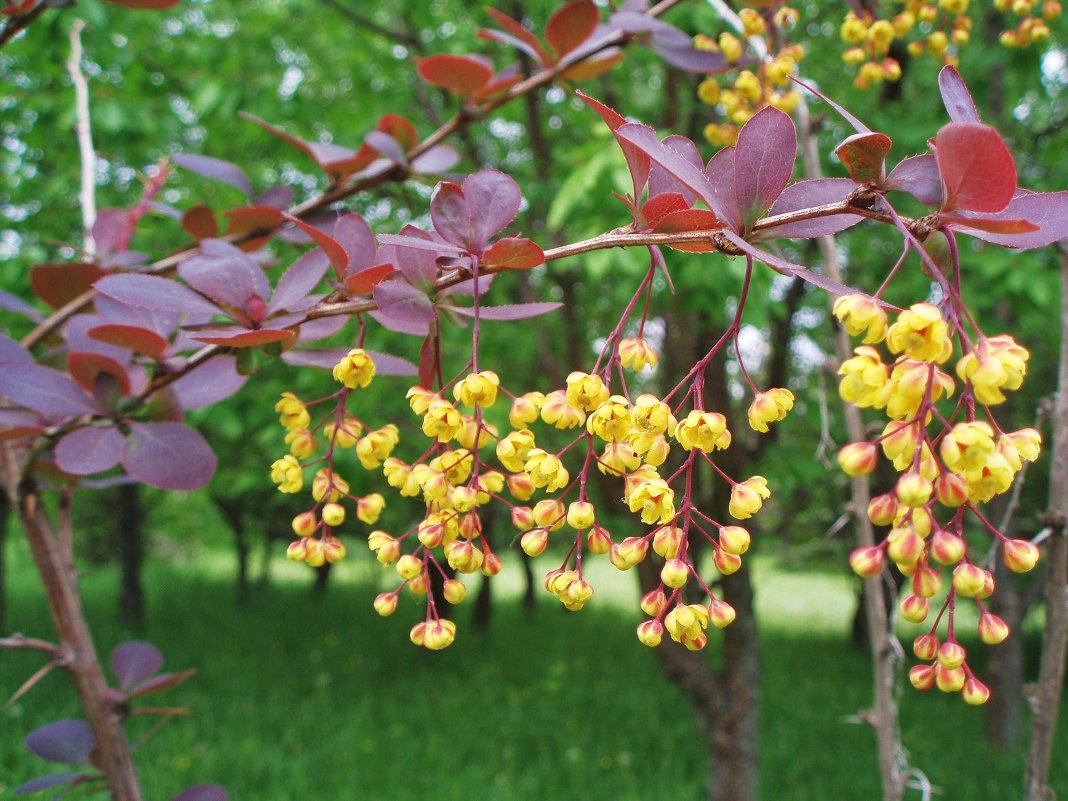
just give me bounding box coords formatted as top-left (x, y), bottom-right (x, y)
top-left (223, 205), bottom-right (285, 250)
top-left (68, 352), bottom-right (131, 397)
top-left (177, 239), bottom-right (269, 310)
top-left (334, 213), bottom-right (377, 274)
top-left (938, 65), bottom-right (981, 124)
top-left (128, 669), bottom-right (197, 700)
top-left (937, 213), bottom-right (1037, 234)
top-left (835, 132), bottom-right (892, 185)
top-left (884, 155), bottom-right (942, 206)
top-left (546, 0), bottom-right (599, 59)
top-left (472, 70), bottom-right (525, 102)
top-left (190, 328), bottom-right (296, 348)
top-left (704, 146), bottom-right (743, 234)
top-left (417, 54), bottom-right (493, 99)
top-left (54, 426), bottom-right (124, 476)
top-left (481, 237), bottom-right (544, 270)
top-left (284, 216), bottom-right (349, 279)
top-left (95, 274), bottom-right (222, 316)
top-left (465, 170), bottom-right (522, 246)
top-left (934, 123), bottom-right (1016, 213)
top-left (482, 8), bottom-right (552, 63)
top-left (615, 124), bottom-right (722, 220)
top-left (181, 206), bottom-right (218, 240)
top-left (111, 642), bottom-right (163, 691)
top-left (30, 263), bottom-right (105, 310)
top-left (411, 145), bottom-right (461, 175)
top-left (345, 264), bottom-right (397, 294)
top-left (641, 193), bottom-right (690, 228)
top-left (734, 106), bottom-right (796, 228)
top-left (121, 422), bottom-right (216, 490)
top-left (448, 302), bottom-right (561, 320)
top-left (25, 721), bottom-right (94, 765)
top-left (652, 209), bottom-right (722, 252)
top-left (0, 364), bottom-right (98, 417)
top-left (172, 154), bottom-right (252, 197)
top-left (759, 177), bottom-right (864, 240)
top-left (376, 114), bottom-right (419, 151)
top-left (418, 330), bottom-right (437, 390)
top-left (88, 324), bottom-right (169, 359)
top-left (363, 131), bottom-right (407, 164)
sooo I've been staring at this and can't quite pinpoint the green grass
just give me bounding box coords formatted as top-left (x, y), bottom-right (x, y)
top-left (1, 539), bottom-right (1065, 801)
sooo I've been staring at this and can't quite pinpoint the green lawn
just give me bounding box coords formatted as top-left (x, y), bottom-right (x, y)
top-left (1, 538), bottom-right (1064, 800)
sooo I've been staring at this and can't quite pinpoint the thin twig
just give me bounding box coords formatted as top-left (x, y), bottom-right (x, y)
top-left (0, 1), bottom-right (47, 50)
top-left (0, 633), bottom-right (62, 654)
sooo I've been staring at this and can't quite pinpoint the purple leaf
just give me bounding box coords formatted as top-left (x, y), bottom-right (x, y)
top-left (364, 130), bottom-right (407, 164)
top-left (464, 171), bottom-right (522, 247)
top-left (177, 240), bottom-right (269, 311)
top-left (172, 154), bottom-right (252, 197)
top-left (95, 274), bottom-right (222, 317)
top-left (947, 190), bottom-right (1068, 249)
top-left (171, 785), bottom-right (228, 801)
top-left (25, 721), bottom-right (94, 765)
top-left (0, 333), bottom-right (33, 366)
top-left (95, 295), bottom-right (182, 338)
top-left (54, 426), bottom-right (124, 475)
top-left (651, 41), bottom-right (730, 73)
top-left (704, 147), bottom-right (743, 234)
top-left (125, 669), bottom-right (195, 699)
top-left (0, 364), bottom-right (98, 417)
top-left (411, 146), bottom-right (461, 174)
top-left (294, 315), bottom-right (348, 342)
top-left (734, 106), bottom-right (796, 228)
top-left (649, 136), bottom-right (701, 203)
top-left (373, 281), bottom-right (436, 323)
top-left (722, 230), bottom-right (862, 298)
top-left (447, 302), bottom-right (562, 320)
top-left (376, 233), bottom-right (465, 256)
top-left (282, 348), bottom-right (417, 375)
top-left (791, 75), bottom-right (870, 134)
top-left (267, 250), bottom-right (329, 315)
top-left (430, 182), bottom-right (476, 250)
top-left (938, 65), bottom-right (981, 124)
top-left (758, 178), bottom-right (864, 240)
top-left (616, 124), bottom-right (723, 220)
top-left (334, 214), bottom-right (377, 275)
top-left (111, 641), bottom-right (163, 691)
top-left (0, 289), bottom-right (43, 322)
top-left (368, 310), bottom-right (430, 336)
top-left (256, 185), bottom-right (295, 209)
top-left (883, 155), bottom-right (943, 206)
top-left (121, 422), bottom-right (217, 490)
top-left (91, 209), bottom-right (129, 257)
top-left (14, 772), bottom-right (83, 795)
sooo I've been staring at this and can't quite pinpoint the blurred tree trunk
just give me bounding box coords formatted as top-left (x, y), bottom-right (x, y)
top-left (0, 493), bottom-right (8, 632)
top-left (116, 484), bottom-right (145, 630)
top-left (210, 495), bottom-right (252, 607)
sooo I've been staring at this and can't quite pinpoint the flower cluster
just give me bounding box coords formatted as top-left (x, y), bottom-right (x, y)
top-left (693, 7), bottom-right (804, 146)
top-left (834, 296), bottom-right (1041, 704)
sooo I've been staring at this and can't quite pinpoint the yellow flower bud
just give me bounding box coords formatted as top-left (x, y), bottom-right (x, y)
top-left (566, 501), bottom-right (596, 530)
top-left (275, 392), bottom-right (310, 431)
top-left (729, 476), bottom-right (770, 520)
top-left (270, 455), bottom-right (304, 493)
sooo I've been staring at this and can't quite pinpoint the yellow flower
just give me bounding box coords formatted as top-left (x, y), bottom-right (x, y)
top-left (631, 394), bottom-right (677, 436)
top-left (747, 388), bottom-right (794, 433)
top-left (886, 359), bottom-right (954, 420)
top-left (955, 335), bottom-right (1029, 405)
top-left (332, 348), bottom-right (376, 389)
top-left (357, 493), bottom-right (385, 524)
top-left (840, 13), bottom-right (869, 43)
top-left (940, 421), bottom-right (996, 478)
top-left (540, 389), bottom-right (586, 429)
top-left (524, 448), bottom-right (570, 492)
top-left (838, 346), bottom-right (891, 409)
top-left (275, 392), bottom-right (310, 431)
top-left (383, 458), bottom-right (420, 497)
top-left (886, 303), bottom-right (952, 364)
top-left (422, 398), bottom-right (462, 443)
top-left (833, 294), bottom-right (888, 344)
top-left (270, 455), bottom-right (303, 493)
top-left (430, 449), bottom-right (473, 485)
top-left (356, 425), bottom-right (400, 469)
top-left (675, 410), bottom-right (731, 452)
top-left (456, 415), bottom-right (495, 451)
top-left (324, 415), bottom-right (362, 448)
top-left (509, 392), bottom-right (545, 428)
top-left (566, 501), bottom-right (596, 530)
top-left (586, 395), bottom-right (634, 442)
top-left (284, 428), bottom-right (316, 459)
top-left (618, 337), bottom-right (659, 371)
top-left (729, 476), bottom-right (771, 519)
top-left (999, 428), bottom-right (1041, 469)
top-left (311, 468), bottom-right (349, 502)
top-left (497, 429), bottom-right (536, 473)
top-left (453, 370), bottom-right (500, 408)
top-left (406, 386), bottom-right (436, 415)
top-left (598, 441), bottom-right (641, 476)
top-left (627, 477), bottom-right (676, 525)
top-left (565, 372), bottom-right (610, 412)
